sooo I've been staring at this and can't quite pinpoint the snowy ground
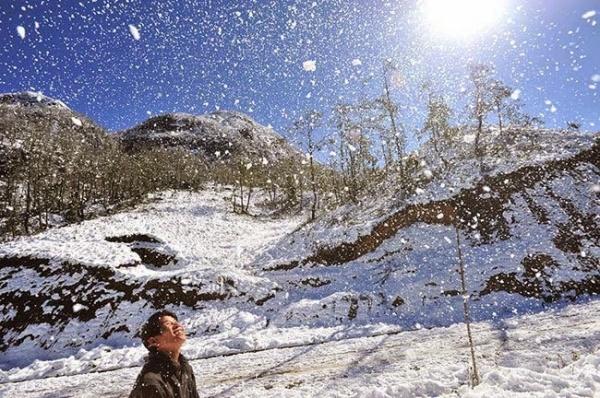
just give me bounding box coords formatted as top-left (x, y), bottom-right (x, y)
top-left (1, 176), bottom-right (598, 396)
top-left (1, 299), bottom-right (598, 397)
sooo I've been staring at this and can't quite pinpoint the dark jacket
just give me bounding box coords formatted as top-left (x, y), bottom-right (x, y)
top-left (129, 351), bottom-right (199, 398)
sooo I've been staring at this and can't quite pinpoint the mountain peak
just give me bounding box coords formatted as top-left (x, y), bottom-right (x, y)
top-left (121, 110), bottom-right (301, 164)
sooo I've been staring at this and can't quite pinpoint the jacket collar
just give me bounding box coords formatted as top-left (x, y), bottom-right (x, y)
top-left (146, 350), bottom-right (188, 374)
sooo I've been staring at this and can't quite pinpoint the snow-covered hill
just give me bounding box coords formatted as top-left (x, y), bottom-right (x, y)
top-left (0, 91), bottom-right (110, 180)
top-left (0, 91), bottom-right (104, 134)
top-left (119, 111), bottom-right (304, 165)
top-left (0, 129), bottom-right (598, 396)
top-left (254, 131), bottom-right (599, 327)
top-left (0, 188), bottom-right (302, 369)
top-left (0, 91), bottom-right (70, 110)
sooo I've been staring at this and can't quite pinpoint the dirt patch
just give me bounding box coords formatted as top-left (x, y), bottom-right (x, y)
top-left (0, 254), bottom-right (250, 353)
top-left (522, 192), bottom-right (550, 224)
top-left (105, 234), bottom-right (162, 244)
top-left (480, 253), bottom-right (599, 302)
top-left (106, 234), bottom-right (178, 268)
top-left (391, 296), bottom-right (405, 307)
top-left (300, 277), bottom-right (331, 288)
top-left (442, 290), bottom-right (461, 297)
top-left (130, 247), bottom-right (176, 268)
top-left (553, 224), bottom-right (583, 254)
top-left (522, 253), bottom-right (560, 279)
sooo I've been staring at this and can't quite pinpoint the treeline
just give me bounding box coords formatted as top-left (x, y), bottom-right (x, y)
top-left (0, 62), bottom-right (559, 238)
top-left (274, 62), bottom-right (554, 220)
top-left (0, 107), bottom-right (208, 239)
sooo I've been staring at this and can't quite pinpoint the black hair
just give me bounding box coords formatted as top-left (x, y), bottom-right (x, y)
top-left (140, 310), bottom-right (178, 351)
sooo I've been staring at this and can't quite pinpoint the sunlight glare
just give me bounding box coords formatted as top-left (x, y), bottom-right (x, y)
top-left (421, 0), bottom-right (507, 39)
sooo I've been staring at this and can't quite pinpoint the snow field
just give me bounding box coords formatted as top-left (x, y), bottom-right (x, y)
top-left (1, 299), bottom-right (598, 397)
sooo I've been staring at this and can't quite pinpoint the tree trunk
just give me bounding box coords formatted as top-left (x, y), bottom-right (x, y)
top-left (454, 221), bottom-right (480, 387)
top-left (310, 154), bottom-right (317, 221)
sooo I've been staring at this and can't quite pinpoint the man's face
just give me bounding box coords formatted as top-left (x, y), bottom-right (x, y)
top-left (148, 315), bottom-right (186, 353)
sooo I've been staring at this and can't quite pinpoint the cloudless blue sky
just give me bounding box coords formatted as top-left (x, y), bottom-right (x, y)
top-left (1, 0), bottom-right (598, 142)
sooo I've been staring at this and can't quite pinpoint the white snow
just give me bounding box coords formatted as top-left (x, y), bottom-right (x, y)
top-left (72, 304), bottom-right (87, 313)
top-left (0, 130), bottom-right (597, 396)
top-left (581, 10), bottom-right (596, 19)
top-left (16, 26), bottom-right (26, 39)
top-left (1, 299), bottom-right (598, 397)
top-left (462, 134), bottom-right (476, 143)
top-left (303, 60), bottom-right (317, 72)
top-left (128, 24), bottom-right (141, 40)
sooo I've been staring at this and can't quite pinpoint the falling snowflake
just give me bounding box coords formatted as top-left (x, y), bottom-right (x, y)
top-left (581, 10), bottom-right (596, 19)
top-left (72, 304), bottom-right (88, 313)
top-left (128, 24), bottom-right (141, 40)
top-left (463, 134), bottom-right (476, 144)
top-left (16, 26), bottom-right (26, 39)
top-left (302, 60), bottom-right (316, 72)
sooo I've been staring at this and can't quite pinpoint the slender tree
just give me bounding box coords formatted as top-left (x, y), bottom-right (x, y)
top-left (490, 80), bottom-right (513, 134)
top-left (420, 92), bottom-right (453, 167)
top-left (453, 213), bottom-right (480, 387)
top-left (290, 110), bottom-right (323, 220)
top-left (381, 60), bottom-right (406, 161)
top-left (468, 63), bottom-right (494, 171)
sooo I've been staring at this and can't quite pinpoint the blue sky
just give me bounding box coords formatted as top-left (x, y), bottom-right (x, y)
top-left (1, 0), bottom-right (598, 140)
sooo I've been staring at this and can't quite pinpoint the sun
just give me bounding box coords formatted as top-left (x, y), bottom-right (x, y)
top-left (421, 0), bottom-right (507, 39)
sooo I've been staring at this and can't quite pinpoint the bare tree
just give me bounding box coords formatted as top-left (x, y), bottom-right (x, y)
top-left (290, 110), bottom-right (323, 220)
top-left (453, 215), bottom-right (480, 387)
top-left (490, 80), bottom-right (513, 134)
top-left (468, 63), bottom-right (494, 171)
top-left (420, 91), bottom-right (454, 168)
top-left (381, 60), bottom-right (406, 161)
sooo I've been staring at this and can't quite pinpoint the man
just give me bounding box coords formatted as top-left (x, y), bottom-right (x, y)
top-left (130, 310), bottom-right (199, 398)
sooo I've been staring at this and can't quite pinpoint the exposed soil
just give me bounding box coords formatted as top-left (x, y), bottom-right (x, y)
top-left (105, 234), bottom-right (162, 244)
top-left (0, 254), bottom-right (268, 352)
top-left (480, 253), bottom-right (600, 302)
top-left (105, 234), bottom-right (177, 268)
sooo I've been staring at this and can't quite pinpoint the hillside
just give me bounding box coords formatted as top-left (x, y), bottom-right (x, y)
top-left (0, 92), bottom-right (120, 237)
top-left (0, 129), bottom-right (598, 397)
top-left (255, 130), bottom-right (599, 326)
top-left (119, 111), bottom-right (304, 165)
top-left (0, 92), bottom-right (109, 171)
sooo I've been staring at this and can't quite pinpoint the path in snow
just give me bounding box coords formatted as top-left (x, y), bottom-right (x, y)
top-left (2, 300), bottom-right (599, 397)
